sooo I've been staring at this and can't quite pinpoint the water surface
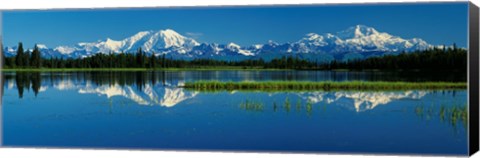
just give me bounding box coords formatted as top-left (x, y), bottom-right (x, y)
top-left (1, 71), bottom-right (468, 155)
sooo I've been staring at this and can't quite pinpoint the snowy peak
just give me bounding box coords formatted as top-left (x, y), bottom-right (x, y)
top-left (305, 33), bottom-right (322, 40)
top-left (353, 25), bottom-right (379, 37)
top-left (146, 29), bottom-right (199, 50)
top-left (227, 42), bottom-right (241, 49)
top-left (225, 42), bottom-right (254, 56)
top-left (298, 32), bottom-right (342, 47)
top-left (36, 44), bottom-right (49, 49)
top-left (337, 25), bottom-right (380, 39)
top-left (102, 38), bottom-right (123, 51)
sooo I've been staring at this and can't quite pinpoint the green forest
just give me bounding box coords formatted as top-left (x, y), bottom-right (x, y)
top-left (2, 42), bottom-right (467, 71)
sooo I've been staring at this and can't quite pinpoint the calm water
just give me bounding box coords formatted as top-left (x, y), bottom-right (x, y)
top-left (1, 71), bottom-right (468, 155)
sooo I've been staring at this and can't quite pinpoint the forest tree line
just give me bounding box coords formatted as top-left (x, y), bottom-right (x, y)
top-left (2, 42), bottom-right (467, 71)
top-left (325, 44), bottom-right (467, 71)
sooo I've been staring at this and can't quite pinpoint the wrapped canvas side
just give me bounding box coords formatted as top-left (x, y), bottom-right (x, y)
top-left (469, 1), bottom-right (479, 156)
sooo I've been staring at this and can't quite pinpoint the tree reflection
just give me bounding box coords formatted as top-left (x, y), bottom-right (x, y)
top-left (13, 72), bottom-right (42, 98)
top-left (5, 71), bottom-right (173, 98)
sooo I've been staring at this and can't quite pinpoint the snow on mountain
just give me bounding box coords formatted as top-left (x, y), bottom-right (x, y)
top-left (186, 42), bottom-right (255, 61)
top-left (226, 42), bottom-right (254, 56)
top-left (50, 29), bottom-right (200, 57)
top-left (336, 25), bottom-right (430, 52)
top-left (337, 24), bottom-right (381, 39)
top-left (253, 25), bottom-right (431, 55)
top-left (54, 46), bottom-right (77, 55)
top-left (245, 25), bottom-right (433, 61)
top-left (3, 46), bottom-right (17, 57)
top-left (4, 25), bottom-right (435, 61)
top-left (36, 44), bottom-right (49, 49)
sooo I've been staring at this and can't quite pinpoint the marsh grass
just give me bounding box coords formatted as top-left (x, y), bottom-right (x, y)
top-left (306, 99), bottom-right (313, 116)
top-left (241, 97), bottom-right (317, 116)
top-left (270, 97), bottom-right (317, 116)
top-left (284, 97), bottom-right (291, 112)
top-left (415, 102), bottom-right (467, 128)
top-left (240, 99), bottom-right (264, 112)
top-left (296, 99), bottom-right (302, 112)
top-left (183, 81), bottom-right (466, 92)
top-left (273, 101), bottom-right (278, 112)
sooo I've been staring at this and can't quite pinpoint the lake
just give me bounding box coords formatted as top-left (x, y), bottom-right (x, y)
top-left (1, 71), bottom-right (468, 155)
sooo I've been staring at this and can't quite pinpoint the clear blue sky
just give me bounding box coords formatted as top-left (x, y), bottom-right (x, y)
top-left (1, 2), bottom-right (468, 48)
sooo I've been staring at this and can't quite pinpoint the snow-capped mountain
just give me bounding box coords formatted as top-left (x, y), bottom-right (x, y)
top-left (55, 29), bottom-right (201, 57)
top-left (248, 25), bottom-right (431, 61)
top-left (3, 25), bottom-right (434, 61)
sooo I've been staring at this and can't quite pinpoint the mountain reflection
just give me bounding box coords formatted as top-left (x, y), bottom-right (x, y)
top-left (2, 71), bottom-right (462, 112)
top-left (301, 91), bottom-right (428, 112)
top-left (78, 84), bottom-right (198, 107)
top-left (3, 71), bottom-right (196, 107)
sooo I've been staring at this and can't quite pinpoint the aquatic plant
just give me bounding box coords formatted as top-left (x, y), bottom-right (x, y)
top-left (414, 102), bottom-right (467, 129)
top-left (284, 97), bottom-right (291, 112)
top-left (273, 101), bottom-right (278, 112)
top-left (296, 99), bottom-right (302, 112)
top-left (306, 99), bottom-right (313, 117)
top-left (240, 99), bottom-right (264, 112)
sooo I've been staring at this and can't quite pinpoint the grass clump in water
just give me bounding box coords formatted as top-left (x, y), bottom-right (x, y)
top-left (306, 100), bottom-right (313, 116)
top-left (284, 97), bottom-right (291, 112)
top-left (240, 99), bottom-right (264, 112)
top-left (415, 102), bottom-right (468, 128)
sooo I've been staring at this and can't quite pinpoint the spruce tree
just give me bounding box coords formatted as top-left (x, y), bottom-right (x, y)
top-left (23, 50), bottom-right (30, 67)
top-left (1, 51), bottom-right (5, 68)
top-left (162, 54), bottom-right (166, 68)
top-left (15, 42), bottom-right (24, 67)
top-left (136, 48), bottom-right (144, 68)
top-left (149, 53), bottom-right (156, 68)
top-left (31, 44), bottom-right (42, 68)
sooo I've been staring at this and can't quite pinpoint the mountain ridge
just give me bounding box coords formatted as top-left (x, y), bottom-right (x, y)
top-left (4, 25), bottom-right (436, 61)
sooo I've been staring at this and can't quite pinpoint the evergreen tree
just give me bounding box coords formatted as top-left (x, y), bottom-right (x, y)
top-left (162, 54), bottom-right (166, 68)
top-left (23, 50), bottom-right (30, 67)
top-left (119, 52), bottom-right (127, 68)
top-left (149, 53), bottom-right (156, 68)
top-left (136, 48), bottom-right (144, 68)
top-left (30, 44), bottom-right (42, 68)
top-left (15, 42), bottom-right (24, 67)
top-left (1, 51), bottom-right (5, 68)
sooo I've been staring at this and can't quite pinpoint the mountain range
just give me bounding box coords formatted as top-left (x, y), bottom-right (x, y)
top-left (3, 25), bottom-right (434, 62)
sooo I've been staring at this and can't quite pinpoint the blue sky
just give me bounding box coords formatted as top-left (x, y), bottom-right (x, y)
top-left (2, 2), bottom-right (468, 48)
